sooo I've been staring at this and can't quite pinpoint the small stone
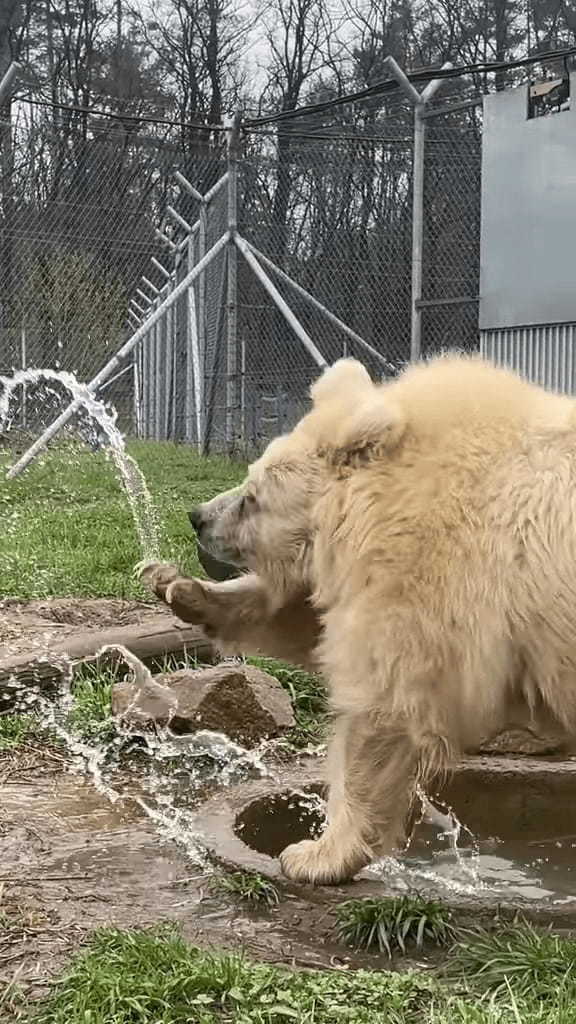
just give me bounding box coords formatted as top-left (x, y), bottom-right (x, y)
top-left (112, 663), bottom-right (295, 747)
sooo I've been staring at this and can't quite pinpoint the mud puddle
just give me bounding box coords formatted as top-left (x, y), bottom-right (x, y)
top-left (0, 750), bottom-right (389, 1005)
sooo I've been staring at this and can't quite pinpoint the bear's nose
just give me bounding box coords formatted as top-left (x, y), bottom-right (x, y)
top-left (189, 505), bottom-right (204, 533)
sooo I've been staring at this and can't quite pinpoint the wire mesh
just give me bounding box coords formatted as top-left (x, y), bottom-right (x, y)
top-left (421, 104), bottom-right (482, 355)
top-left (0, 90), bottom-right (483, 455)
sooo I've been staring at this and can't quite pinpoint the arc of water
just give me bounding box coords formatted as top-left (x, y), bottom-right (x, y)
top-left (0, 368), bottom-right (160, 558)
top-left (6, 231), bottom-right (230, 480)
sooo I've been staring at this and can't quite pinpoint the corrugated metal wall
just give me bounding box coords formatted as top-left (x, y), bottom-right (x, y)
top-left (480, 324), bottom-right (576, 394)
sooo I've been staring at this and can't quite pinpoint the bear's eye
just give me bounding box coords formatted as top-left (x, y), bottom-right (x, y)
top-left (239, 493), bottom-right (257, 516)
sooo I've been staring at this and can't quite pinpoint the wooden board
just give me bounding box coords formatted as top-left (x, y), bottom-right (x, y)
top-left (0, 617), bottom-right (215, 709)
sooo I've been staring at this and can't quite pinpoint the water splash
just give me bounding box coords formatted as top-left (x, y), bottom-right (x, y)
top-left (0, 368), bottom-right (160, 559)
top-left (5, 644), bottom-right (276, 864)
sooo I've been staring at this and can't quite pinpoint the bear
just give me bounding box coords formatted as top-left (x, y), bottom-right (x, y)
top-left (138, 353), bottom-right (576, 886)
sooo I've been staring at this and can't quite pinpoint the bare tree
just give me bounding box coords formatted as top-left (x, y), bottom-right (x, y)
top-left (132, 0), bottom-right (250, 162)
top-left (0, 0), bottom-right (26, 343)
top-left (258, 0), bottom-right (342, 261)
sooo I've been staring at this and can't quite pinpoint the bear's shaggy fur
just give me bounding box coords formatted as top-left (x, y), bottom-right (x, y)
top-left (139, 354), bottom-right (576, 885)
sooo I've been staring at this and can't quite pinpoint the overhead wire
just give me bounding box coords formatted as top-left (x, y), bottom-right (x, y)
top-left (13, 44), bottom-right (576, 137)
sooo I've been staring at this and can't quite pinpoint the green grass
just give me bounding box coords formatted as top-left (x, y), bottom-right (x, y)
top-left (336, 896), bottom-right (455, 958)
top-left (28, 922), bottom-right (576, 1024)
top-left (448, 923), bottom-right (576, 999)
top-left (210, 870), bottom-right (281, 907)
top-left (0, 667), bottom-right (116, 752)
top-left (0, 712), bottom-right (37, 750)
top-left (65, 665), bottom-right (116, 742)
top-left (30, 924), bottom-right (438, 1024)
top-left (0, 441), bottom-right (244, 599)
top-left (248, 657), bottom-right (327, 746)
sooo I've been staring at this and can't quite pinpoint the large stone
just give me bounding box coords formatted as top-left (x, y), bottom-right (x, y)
top-left (478, 726), bottom-right (576, 757)
top-left (112, 663), bottom-right (295, 747)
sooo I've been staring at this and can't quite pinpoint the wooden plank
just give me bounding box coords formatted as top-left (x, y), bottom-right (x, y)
top-left (0, 617), bottom-right (215, 709)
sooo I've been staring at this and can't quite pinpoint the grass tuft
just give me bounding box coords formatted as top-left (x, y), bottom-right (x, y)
top-left (336, 895), bottom-right (455, 958)
top-left (448, 924), bottom-right (576, 999)
top-left (210, 870), bottom-right (280, 907)
top-left (0, 713), bottom-right (37, 750)
top-left (65, 665), bottom-right (116, 743)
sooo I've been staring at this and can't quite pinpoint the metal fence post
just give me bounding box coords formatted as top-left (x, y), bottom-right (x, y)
top-left (186, 234), bottom-right (203, 447)
top-left (410, 64), bottom-right (452, 362)
top-left (20, 318), bottom-right (27, 430)
top-left (225, 113), bottom-right (242, 448)
top-left (411, 101), bottom-right (426, 362)
top-left (133, 355), bottom-right (142, 437)
top-left (0, 62), bottom-right (19, 106)
top-left (198, 203), bottom-right (207, 426)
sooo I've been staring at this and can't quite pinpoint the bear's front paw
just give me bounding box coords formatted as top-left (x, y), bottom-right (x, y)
top-left (135, 560), bottom-right (180, 601)
top-left (164, 578), bottom-right (211, 627)
top-left (279, 837), bottom-right (366, 886)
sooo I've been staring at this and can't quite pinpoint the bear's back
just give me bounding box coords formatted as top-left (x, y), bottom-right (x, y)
top-left (384, 354), bottom-right (575, 446)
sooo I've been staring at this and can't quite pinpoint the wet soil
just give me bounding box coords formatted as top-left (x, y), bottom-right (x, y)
top-left (0, 598), bottom-right (171, 659)
top-left (5, 600), bottom-right (576, 1011)
top-left (0, 745), bottom-right (398, 1009)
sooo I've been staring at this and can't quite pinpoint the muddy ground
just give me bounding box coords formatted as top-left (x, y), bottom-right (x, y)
top-left (0, 742), bottom-right (402, 1011)
top-left (0, 598), bottom-right (171, 659)
top-left (0, 599), bottom-right (400, 1011)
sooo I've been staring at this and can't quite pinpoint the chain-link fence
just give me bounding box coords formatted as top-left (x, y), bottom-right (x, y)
top-left (0, 85), bottom-right (482, 455)
top-left (421, 100), bottom-right (482, 355)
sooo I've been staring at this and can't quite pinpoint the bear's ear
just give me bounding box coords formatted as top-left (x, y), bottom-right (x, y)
top-left (322, 393), bottom-right (406, 469)
top-left (310, 359), bottom-right (373, 407)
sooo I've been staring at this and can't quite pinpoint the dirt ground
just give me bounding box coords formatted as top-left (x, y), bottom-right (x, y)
top-left (0, 598), bottom-right (171, 659)
top-left (0, 742), bottom-right (399, 1011)
top-left (0, 598), bottom-right (398, 1011)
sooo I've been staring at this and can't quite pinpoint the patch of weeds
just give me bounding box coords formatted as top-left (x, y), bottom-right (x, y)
top-left (66, 666), bottom-right (116, 743)
top-left (447, 923), bottom-right (576, 1000)
top-left (0, 974), bottom-right (25, 1020)
top-left (0, 713), bottom-right (37, 750)
top-left (31, 923), bottom-right (439, 1024)
top-left (210, 870), bottom-right (280, 907)
top-left (156, 651), bottom-right (201, 674)
top-left (336, 895), bottom-right (455, 958)
top-left (26, 920), bottom-right (576, 1024)
top-left (249, 657), bottom-right (326, 747)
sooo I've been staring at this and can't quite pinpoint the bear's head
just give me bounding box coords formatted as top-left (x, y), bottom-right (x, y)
top-left (189, 359), bottom-right (405, 603)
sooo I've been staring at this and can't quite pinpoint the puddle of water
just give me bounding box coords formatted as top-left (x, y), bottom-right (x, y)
top-left (367, 825), bottom-right (576, 907)
top-left (236, 786), bottom-right (576, 907)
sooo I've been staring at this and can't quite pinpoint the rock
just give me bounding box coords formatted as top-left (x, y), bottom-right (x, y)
top-left (478, 726), bottom-right (576, 757)
top-left (112, 663), bottom-right (295, 747)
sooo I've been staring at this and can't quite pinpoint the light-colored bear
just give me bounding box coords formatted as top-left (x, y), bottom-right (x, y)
top-left (139, 354), bottom-right (576, 885)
